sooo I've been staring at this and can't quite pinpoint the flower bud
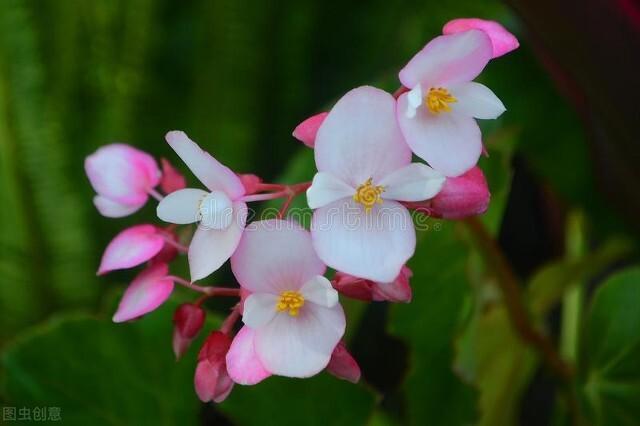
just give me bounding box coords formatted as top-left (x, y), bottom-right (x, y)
top-left (443, 18), bottom-right (519, 58)
top-left (159, 158), bottom-right (187, 194)
top-left (429, 167), bottom-right (490, 219)
top-left (292, 112), bottom-right (328, 148)
top-left (238, 173), bottom-right (263, 195)
top-left (326, 341), bottom-right (361, 383)
top-left (172, 303), bottom-right (206, 359)
top-left (98, 225), bottom-right (165, 275)
top-left (332, 265), bottom-right (413, 303)
top-left (194, 331), bottom-right (234, 403)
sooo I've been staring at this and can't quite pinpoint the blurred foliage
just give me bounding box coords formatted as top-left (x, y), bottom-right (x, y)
top-left (1, 0), bottom-right (639, 425)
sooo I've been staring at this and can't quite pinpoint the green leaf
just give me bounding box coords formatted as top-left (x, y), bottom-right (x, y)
top-left (2, 301), bottom-right (218, 426)
top-left (578, 267), bottom-right (640, 425)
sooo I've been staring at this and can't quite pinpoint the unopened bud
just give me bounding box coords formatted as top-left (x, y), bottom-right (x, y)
top-left (173, 303), bottom-right (206, 359)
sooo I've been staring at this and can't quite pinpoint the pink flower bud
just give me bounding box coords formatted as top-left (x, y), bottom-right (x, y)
top-left (172, 303), bottom-right (206, 359)
top-left (195, 331), bottom-right (234, 403)
top-left (112, 263), bottom-right (174, 323)
top-left (238, 173), bottom-right (263, 195)
top-left (159, 158), bottom-right (187, 194)
top-left (429, 167), bottom-right (490, 219)
top-left (443, 18), bottom-right (519, 58)
top-left (98, 225), bottom-right (165, 275)
top-left (332, 265), bottom-right (413, 303)
top-left (326, 341), bottom-right (361, 383)
top-left (292, 112), bottom-right (328, 148)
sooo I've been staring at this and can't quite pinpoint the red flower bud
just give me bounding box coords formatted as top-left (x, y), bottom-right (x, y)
top-left (326, 341), bottom-right (361, 383)
top-left (292, 112), bottom-right (328, 148)
top-left (159, 158), bottom-right (187, 194)
top-left (194, 331), bottom-right (234, 403)
top-left (172, 303), bottom-right (206, 359)
top-left (332, 266), bottom-right (413, 303)
top-left (429, 166), bottom-right (490, 219)
top-left (238, 173), bottom-right (263, 195)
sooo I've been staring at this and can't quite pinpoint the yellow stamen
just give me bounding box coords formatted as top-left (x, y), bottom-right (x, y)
top-left (276, 291), bottom-right (305, 317)
top-left (353, 178), bottom-right (385, 213)
top-left (426, 87), bottom-right (457, 114)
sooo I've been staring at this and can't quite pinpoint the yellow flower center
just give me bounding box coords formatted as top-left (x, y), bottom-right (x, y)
top-left (276, 291), bottom-right (305, 317)
top-left (353, 177), bottom-right (385, 213)
top-left (426, 87), bottom-right (457, 114)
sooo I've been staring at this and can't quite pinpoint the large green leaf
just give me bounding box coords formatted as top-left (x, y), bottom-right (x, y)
top-left (2, 300), bottom-right (218, 425)
top-left (578, 267), bottom-right (640, 425)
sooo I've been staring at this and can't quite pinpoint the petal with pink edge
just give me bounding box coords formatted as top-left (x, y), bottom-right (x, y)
top-left (254, 302), bottom-right (345, 378)
top-left (231, 219), bottom-right (326, 294)
top-left (292, 112), bottom-right (328, 148)
top-left (112, 263), bottom-right (174, 323)
top-left (399, 30), bottom-right (493, 89)
top-left (226, 326), bottom-right (272, 385)
top-left (306, 172), bottom-right (354, 209)
top-left (85, 144), bottom-right (160, 205)
top-left (451, 82), bottom-right (505, 119)
top-left (379, 163), bottom-right (445, 202)
top-left (157, 188), bottom-right (207, 224)
top-left (443, 18), bottom-right (519, 58)
top-left (311, 198), bottom-right (415, 283)
top-left (314, 86), bottom-right (411, 187)
top-left (397, 93), bottom-right (482, 177)
top-left (93, 195), bottom-right (144, 218)
top-left (98, 224), bottom-right (165, 275)
top-left (165, 131), bottom-right (245, 199)
top-left (188, 202), bottom-right (247, 281)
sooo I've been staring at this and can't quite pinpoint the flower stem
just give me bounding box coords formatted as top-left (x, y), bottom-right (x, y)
top-left (464, 216), bottom-right (573, 381)
top-left (220, 305), bottom-right (241, 334)
top-left (169, 275), bottom-right (241, 297)
top-left (147, 187), bottom-right (164, 201)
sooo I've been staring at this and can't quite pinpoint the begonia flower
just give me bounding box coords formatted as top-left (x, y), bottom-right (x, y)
top-left (333, 265), bottom-right (413, 303)
top-left (85, 144), bottom-right (161, 217)
top-left (156, 131), bottom-right (247, 281)
top-left (97, 224), bottom-right (166, 275)
top-left (194, 331), bottom-right (234, 403)
top-left (112, 263), bottom-right (174, 323)
top-left (397, 30), bottom-right (506, 177)
top-left (443, 18), bottom-right (519, 58)
top-left (227, 219), bottom-right (346, 379)
top-left (428, 166), bottom-right (490, 219)
top-left (307, 86), bottom-right (444, 282)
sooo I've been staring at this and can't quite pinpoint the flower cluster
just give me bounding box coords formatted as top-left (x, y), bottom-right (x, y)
top-left (85, 18), bottom-right (517, 402)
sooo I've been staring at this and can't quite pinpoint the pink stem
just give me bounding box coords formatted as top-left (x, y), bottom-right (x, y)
top-left (220, 305), bottom-right (242, 334)
top-left (241, 190), bottom-right (290, 202)
top-left (147, 187), bottom-right (164, 201)
top-left (161, 234), bottom-right (188, 253)
top-left (169, 275), bottom-right (241, 297)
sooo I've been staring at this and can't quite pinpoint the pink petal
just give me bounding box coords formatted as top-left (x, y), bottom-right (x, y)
top-left (93, 195), bottom-right (144, 218)
top-left (371, 265), bottom-right (413, 303)
top-left (326, 341), bottom-right (361, 383)
top-left (397, 92), bottom-right (482, 177)
top-left (231, 219), bottom-right (326, 294)
top-left (165, 131), bottom-right (245, 199)
top-left (112, 263), bottom-right (174, 323)
top-left (314, 86), bottom-right (411, 187)
top-left (443, 18), bottom-right (519, 58)
top-left (85, 144), bottom-right (160, 205)
top-left (226, 326), bottom-right (272, 385)
top-left (311, 199), bottom-right (415, 283)
top-left (399, 30), bottom-right (493, 89)
top-left (254, 302), bottom-right (345, 378)
top-left (292, 112), bottom-right (328, 148)
top-left (98, 224), bottom-right (165, 275)
top-left (195, 331), bottom-right (233, 402)
top-left (430, 166), bottom-right (490, 219)
top-left (188, 201), bottom-right (247, 281)
top-left (159, 158), bottom-right (187, 194)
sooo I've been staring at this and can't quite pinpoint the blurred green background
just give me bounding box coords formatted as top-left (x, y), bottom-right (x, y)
top-left (1, 0), bottom-right (639, 425)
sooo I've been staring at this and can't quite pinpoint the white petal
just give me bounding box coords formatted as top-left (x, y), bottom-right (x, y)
top-left (407, 84), bottom-right (423, 108)
top-left (311, 198), bottom-right (416, 283)
top-left (188, 202), bottom-right (247, 281)
top-left (93, 196), bottom-right (143, 218)
top-left (255, 302), bottom-right (345, 378)
top-left (156, 188), bottom-right (207, 224)
top-left (314, 86), bottom-right (411, 187)
top-left (165, 131), bottom-right (245, 199)
top-left (306, 172), bottom-right (354, 209)
top-left (451, 82), bottom-right (506, 119)
top-left (243, 293), bottom-right (278, 329)
top-left (300, 275), bottom-right (338, 308)
top-left (231, 219), bottom-right (326, 294)
top-left (379, 163), bottom-right (445, 201)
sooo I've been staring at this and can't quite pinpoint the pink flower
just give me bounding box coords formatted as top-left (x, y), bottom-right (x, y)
top-left (156, 131), bottom-right (248, 281)
top-left (326, 341), bottom-right (361, 383)
top-left (333, 265), bottom-right (413, 303)
top-left (112, 263), bottom-right (174, 323)
top-left (307, 86), bottom-right (444, 282)
top-left (292, 112), bottom-right (328, 148)
top-left (429, 166), bottom-right (490, 219)
top-left (194, 331), bottom-right (234, 403)
top-left (97, 224), bottom-right (166, 275)
top-left (443, 18), bottom-right (519, 58)
top-left (173, 303), bottom-right (206, 359)
top-left (159, 158), bottom-right (187, 194)
top-left (85, 144), bottom-right (161, 217)
top-left (397, 30), bottom-right (506, 177)
top-left (227, 219), bottom-right (346, 379)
